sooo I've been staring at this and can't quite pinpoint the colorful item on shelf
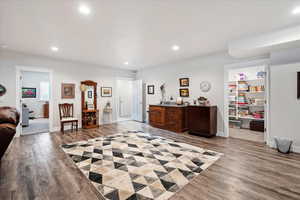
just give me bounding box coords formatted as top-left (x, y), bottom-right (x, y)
top-left (253, 111), bottom-right (264, 119)
top-left (238, 81), bottom-right (248, 91)
top-left (228, 84), bottom-right (237, 92)
top-left (237, 72), bottom-right (247, 81)
top-left (257, 71), bottom-right (266, 79)
top-left (238, 93), bottom-right (247, 104)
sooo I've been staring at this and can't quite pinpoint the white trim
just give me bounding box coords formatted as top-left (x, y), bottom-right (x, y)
top-left (223, 59), bottom-right (270, 141)
top-left (15, 66), bottom-right (54, 137)
top-left (216, 131), bottom-right (226, 137)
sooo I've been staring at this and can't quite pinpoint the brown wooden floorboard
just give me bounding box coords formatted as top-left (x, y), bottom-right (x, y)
top-left (0, 121), bottom-right (300, 200)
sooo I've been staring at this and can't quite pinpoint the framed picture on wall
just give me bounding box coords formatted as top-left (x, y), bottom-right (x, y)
top-left (61, 83), bottom-right (75, 99)
top-left (101, 87), bottom-right (112, 97)
top-left (147, 85), bottom-right (154, 95)
top-left (22, 88), bottom-right (37, 98)
top-left (179, 78), bottom-right (189, 87)
top-left (179, 88), bottom-right (189, 97)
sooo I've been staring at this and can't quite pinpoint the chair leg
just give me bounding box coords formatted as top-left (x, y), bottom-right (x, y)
top-left (76, 121), bottom-right (78, 131)
top-left (61, 122), bottom-right (64, 134)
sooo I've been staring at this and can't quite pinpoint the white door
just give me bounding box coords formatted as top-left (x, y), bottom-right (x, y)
top-left (132, 80), bottom-right (144, 122)
top-left (117, 80), bottom-right (133, 118)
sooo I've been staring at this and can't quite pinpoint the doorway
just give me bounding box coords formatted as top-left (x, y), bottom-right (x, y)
top-left (116, 79), bottom-right (133, 122)
top-left (225, 64), bottom-right (269, 143)
top-left (16, 67), bottom-right (53, 136)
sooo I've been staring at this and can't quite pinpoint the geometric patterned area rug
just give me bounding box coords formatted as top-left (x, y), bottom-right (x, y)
top-left (61, 131), bottom-right (222, 200)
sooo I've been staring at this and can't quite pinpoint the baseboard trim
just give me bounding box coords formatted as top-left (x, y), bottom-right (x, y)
top-left (217, 131), bottom-right (226, 137)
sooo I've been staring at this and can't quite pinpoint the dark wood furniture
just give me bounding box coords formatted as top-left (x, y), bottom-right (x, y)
top-left (0, 107), bottom-right (19, 160)
top-left (59, 103), bottom-right (78, 133)
top-left (187, 106), bottom-right (217, 137)
top-left (250, 120), bottom-right (264, 132)
top-left (149, 105), bottom-right (188, 133)
top-left (149, 104), bottom-right (217, 136)
top-left (43, 102), bottom-right (49, 118)
top-left (81, 80), bottom-right (98, 129)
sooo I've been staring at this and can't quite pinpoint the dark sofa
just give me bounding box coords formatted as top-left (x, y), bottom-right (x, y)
top-left (0, 107), bottom-right (20, 160)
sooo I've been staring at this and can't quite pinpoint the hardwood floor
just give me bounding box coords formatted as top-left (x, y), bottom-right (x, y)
top-left (229, 127), bottom-right (264, 143)
top-left (1, 121), bottom-right (300, 200)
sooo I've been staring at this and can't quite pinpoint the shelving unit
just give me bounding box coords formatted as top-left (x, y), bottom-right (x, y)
top-left (228, 76), bottom-right (265, 131)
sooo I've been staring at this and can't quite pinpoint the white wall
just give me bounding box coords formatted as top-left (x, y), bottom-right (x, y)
top-left (269, 63), bottom-right (300, 152)
top-left (137, 52), bottom-right (247, 135)
top-left (0, 50), bottom-right (136, 131)
top-left (21, 71), bottom-right (50, 118)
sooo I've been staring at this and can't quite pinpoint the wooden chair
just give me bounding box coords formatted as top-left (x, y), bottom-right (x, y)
top-left (59, 103), bottom-right (78, 133)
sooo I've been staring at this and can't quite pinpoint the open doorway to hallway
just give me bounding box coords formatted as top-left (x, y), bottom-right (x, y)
top-left (116, 79), bottom-right (133, 122)
top-left (20, 70), bottom-right (50, 135)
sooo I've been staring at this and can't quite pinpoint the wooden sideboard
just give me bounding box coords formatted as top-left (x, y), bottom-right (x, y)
top-left (149, 104), bottom-right (217, 137)
top-left (187, 105), bottom-right (217, 137)
top-left (149, 105), bottom-right (188, 133)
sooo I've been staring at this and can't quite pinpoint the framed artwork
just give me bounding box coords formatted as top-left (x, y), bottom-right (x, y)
top-left (22, 88), bottom-right (36, 98)
top-left (0, 84), bottom-right (6, 97)
top-left (147, 85), bottom-right (154, 95)
top-left (179, 88), bottom-right (189, 97)
top-left (88, 91), bottom-right (93, 98)
top-left (179, 78), bottom-right (189, 87)
top-left (61, 83), bottom-right (75, 99)
top-left (101, 87), bottom-right (112, 97)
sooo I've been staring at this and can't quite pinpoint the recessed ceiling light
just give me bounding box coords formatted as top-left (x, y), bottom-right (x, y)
top-left (172, 45), bottom-right (180, 51)
top-left (292, 7), bottom-right (300, 15)
top-left (0, 44), bottom-right (8, 49)
top-left (78, 4), bottom-right (91, 15)
top-left (51, 46), bottom-right (59, 52)
top-left (124, 62), bottom-right (129, 65)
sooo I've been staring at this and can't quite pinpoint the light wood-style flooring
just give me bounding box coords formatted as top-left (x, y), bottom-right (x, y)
top-left (229, 127), bottom-right (264, 143)
top-left (1, 121), bottom-right (300, 200)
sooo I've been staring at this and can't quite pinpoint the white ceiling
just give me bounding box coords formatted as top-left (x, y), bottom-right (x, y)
top-left (1, 0), bottom-right (300, 70)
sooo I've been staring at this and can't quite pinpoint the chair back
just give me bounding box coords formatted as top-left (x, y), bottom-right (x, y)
top-left (59, 103), bottom-right (74, 120)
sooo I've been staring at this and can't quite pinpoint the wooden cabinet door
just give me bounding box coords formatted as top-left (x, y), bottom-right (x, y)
top-left (165, 107), bottom-right (181, 131)
top-left (149, 107), bottom-right (165, 127)
top-left (188, 107), bottom-right (210, 133)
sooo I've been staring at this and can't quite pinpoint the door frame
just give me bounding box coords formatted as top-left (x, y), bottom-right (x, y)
top-left (223, 58), bottom-right (270, 143)
top-left (16, 66), bottom-right (54, 137)
top-left (115, 77), bottom-right (134, 122)
top-left (132, 79), bottom-right (145, 122)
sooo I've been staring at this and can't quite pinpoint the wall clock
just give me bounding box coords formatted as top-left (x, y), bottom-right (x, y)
top-left (0, 84), bottom-right (6, 96)
top-left (200, 81), bottom-right (211, 92)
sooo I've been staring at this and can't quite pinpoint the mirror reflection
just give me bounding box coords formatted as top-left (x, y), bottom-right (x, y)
top-left (84, 85), bottom-right (95, 110)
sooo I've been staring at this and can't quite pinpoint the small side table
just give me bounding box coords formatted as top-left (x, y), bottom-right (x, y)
top-left (103, 107), bottom-right (113, 123)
